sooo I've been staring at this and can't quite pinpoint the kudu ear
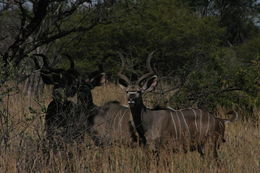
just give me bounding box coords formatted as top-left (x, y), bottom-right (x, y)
top-left (33, 53), bottom-right (62, 85)
top-left (141, 75), bottom-right (158, 93)
top-left (88, 71), bottom-right (106, 88)
top-left (118, 78), bottom-right (128, 91)
top-left (40, 70), bottom-right (61, 85)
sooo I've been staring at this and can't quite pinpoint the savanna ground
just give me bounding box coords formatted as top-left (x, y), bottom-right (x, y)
top-left (0, 83), bottom-right (259, 173)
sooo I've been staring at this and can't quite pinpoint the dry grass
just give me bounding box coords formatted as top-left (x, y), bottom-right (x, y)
top-left (0, 83), bottom-right (259, 173)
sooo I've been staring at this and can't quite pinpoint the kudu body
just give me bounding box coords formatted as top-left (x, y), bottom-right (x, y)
top-left (34, 54), bottom-right (80, 142)
top-left (36, 54), bottom-right (136, 146)
top-left (77, 80), bottom-right (136, 146)
top-left (118, 52), bottom-right (238, 158)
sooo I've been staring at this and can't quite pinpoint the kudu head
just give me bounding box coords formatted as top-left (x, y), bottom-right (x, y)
top-left (77, 65), bottom-right (106, 107)
top-left (118, 52), bottom-right (158, 107)
top-left (34, 54), bottom-right (106, 105)
top-left (33, 54), bottom-right (80, 102)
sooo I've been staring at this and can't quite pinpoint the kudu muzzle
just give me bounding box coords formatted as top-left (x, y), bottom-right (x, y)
top-left (127, 91), bottom-right (140, 104)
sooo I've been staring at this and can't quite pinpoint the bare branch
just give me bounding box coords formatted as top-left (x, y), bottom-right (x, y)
top-left (1, 0), bottom-right (113, 66)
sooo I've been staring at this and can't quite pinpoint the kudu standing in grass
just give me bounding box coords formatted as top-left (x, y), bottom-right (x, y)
top-left (35, 54), bottom-right (136, 146)
top-left (117, 52), bottom-right (238, 159)
top-left (35, 54), bottom-right (84, 143)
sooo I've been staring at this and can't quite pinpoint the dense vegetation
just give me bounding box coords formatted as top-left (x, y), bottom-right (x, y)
top-left (0, 1), bottom-right (259, 172)
top-left (0, 0), bottom-right (259, 117)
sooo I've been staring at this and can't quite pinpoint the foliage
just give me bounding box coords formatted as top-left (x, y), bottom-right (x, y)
top-left (180, 0), bottom-right (260, 44)
top-left (60, 0), bottom-right (223, 75)
top-left (170, 46), bottom-right (259, 119)
top-left (0, 0), bottom-right (259, 119)
top-left (51, 0), bottom-right (259, 118)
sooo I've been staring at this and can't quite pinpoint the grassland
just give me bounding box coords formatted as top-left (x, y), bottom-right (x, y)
top-left (0, 83), bottom-right (259, 173)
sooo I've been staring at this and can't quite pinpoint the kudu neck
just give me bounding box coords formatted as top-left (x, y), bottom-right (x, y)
top-left (77, 82), bottom-right (96, 109)
top-left (129, 96), bottom-right (147, 145)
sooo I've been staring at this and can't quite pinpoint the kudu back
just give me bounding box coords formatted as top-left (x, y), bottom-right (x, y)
top-left (117, 52), bottom-right (238, 158)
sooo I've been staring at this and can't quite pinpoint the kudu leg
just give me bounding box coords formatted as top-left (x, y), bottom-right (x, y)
top-left (148, 139), bottom-right (163, 169)
top-left (143, 143), bottom-right (160, 173)
top-left (209, 136), bottom-right (220, 160)
top-left (201, 136), bottom-right (221, 162)
top-left (197, 143), bottom-right (205, 157)
top-left (213, 139), bottom-right (220, 160)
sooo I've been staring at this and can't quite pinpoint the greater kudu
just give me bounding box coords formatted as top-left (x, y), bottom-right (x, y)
top-left (117, 52), bottom-right (238, 159)
top-left (35, 54), bottom-right (136, 146)
top-left (35, 54), bottom-right (84, 143)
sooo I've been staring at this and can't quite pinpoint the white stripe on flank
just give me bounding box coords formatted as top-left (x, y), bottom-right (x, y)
top-left (206, 112), bottom-right (210, 135)
top-left (180, 110), bottom-right (191, 136)
top-left (151, 123), bottom-right (155, 140)
top-left (113, 111), bottom-right (120, 131)
top-left (191, 109), bottom-right (199, 132)
top-left (119, 110), bottom-right (128, 131)
top-left (199, 109), bottom-right (203, 140)
top-left (213, 117), bottom-right (216, 131)
top-left (170, 111), bottom-right (178, 139)
top-left (176, 111), bottom-right (182, 137)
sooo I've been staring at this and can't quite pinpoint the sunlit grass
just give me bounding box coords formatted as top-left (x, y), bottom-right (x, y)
top-left (0, 83), bottom-right (259, 173)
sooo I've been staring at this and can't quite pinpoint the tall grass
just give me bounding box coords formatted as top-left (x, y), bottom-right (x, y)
top-left (0, 83), bottom-right (259, 173)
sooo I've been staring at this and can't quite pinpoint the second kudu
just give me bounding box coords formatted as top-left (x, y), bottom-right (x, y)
top-left (35, 54), bottom-right (136, 146)
top-left (118, 52), bottom-right (238, 159)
